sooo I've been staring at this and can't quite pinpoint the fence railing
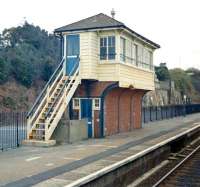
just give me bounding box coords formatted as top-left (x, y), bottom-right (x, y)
top-left (142, 104), bottom-right (200, 124)
top-left (0, 112), bottom-right (27, 151)
top-left (0, 104), bottom-right (200, 151)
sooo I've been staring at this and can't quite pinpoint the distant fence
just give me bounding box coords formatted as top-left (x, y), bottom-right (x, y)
top-left (0, 112), bottom-right (27, 151)
top-left (142, 104), bottom-right (200, 124)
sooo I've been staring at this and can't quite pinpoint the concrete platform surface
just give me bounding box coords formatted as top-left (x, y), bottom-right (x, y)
top-left (0, 113), bottom-right (200, 187)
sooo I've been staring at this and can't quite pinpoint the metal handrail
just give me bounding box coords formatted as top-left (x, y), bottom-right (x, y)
top-left (27, 57), bottom-right (65, 118)
top-left (45, 60), bottom-right (79, 119)
top-left (119, 54), bottom-right (154, 70)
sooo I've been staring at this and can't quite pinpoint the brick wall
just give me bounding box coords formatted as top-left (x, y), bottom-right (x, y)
top-left (72, 81), bottom-right (147, 137)
top-left (104, 88), bottom-right (146, 136)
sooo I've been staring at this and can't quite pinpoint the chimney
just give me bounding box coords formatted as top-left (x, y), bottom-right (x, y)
top-left (111, 8), bottom-right (115, 19)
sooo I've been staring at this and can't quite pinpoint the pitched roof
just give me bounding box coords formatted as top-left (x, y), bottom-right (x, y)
top-left (54, 13), bottom-right (160, 48)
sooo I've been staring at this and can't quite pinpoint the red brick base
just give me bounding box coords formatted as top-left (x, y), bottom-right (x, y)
top-left (104, 88), bottom-right (146, 136)
top-left (72, 81), bottom-right (147, 137)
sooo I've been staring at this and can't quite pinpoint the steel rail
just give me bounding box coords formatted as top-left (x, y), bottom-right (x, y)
top-left (152, 143), bottom-right (200, 187)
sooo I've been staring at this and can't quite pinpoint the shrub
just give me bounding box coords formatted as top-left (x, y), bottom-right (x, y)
top-left (0, 58), bottom-right (10, 84)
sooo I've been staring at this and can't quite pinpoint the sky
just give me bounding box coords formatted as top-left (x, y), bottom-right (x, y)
top-left (0, 0), bottom-right (199, 70)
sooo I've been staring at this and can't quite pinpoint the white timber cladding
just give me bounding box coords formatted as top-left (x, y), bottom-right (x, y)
top-left (64, 29), bottom-right (155, 90)
top-left (79, 32), bottom-right (98, 79)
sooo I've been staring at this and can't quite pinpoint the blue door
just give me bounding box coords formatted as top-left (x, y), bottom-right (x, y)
top-left (66, 35), bottom-right (79, 75)
top-left (81, 99), bottom-right (93, 138)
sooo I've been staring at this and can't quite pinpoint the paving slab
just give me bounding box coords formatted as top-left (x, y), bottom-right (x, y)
top-left (0, 113), bottom-right (200, 187)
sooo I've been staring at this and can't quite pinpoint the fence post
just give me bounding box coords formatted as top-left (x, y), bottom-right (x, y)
top-left (143, 107), bottom-right (146, 123)
top-left (0, 113), bottom-right (2, 151)
top-left (150, 106), bottom-right (152, 121)
top-left (156, 106), bottom-right (158, 120)
top-left (183, 104), bottom-right (186, 117)
top-left (16, 112), bottom-right (19, 147)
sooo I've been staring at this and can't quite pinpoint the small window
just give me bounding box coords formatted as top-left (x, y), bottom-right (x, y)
top-left (93, 98), bottom-right (101, 110)
top-left (73, 98), bottom-right (80, 109)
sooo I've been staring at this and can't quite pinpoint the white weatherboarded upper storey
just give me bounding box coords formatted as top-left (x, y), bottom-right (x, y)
top-left (55, 13), bottom-right (160, 91)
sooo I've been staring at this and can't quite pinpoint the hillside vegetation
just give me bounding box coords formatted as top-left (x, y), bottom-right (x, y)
top-left (0, 22), bottom-right (199, 111)
top-left (0, 22), bottom-right (60, 111)
top-left (155, 64), bottom-right (200, 103)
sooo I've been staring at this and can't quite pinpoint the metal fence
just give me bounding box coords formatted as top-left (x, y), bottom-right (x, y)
top-left (142, 104), bottom-right (200, 124)
top-left (0, 112), bottom-right (27, 151)
top-left (0, 104), bottom-right (200, 151)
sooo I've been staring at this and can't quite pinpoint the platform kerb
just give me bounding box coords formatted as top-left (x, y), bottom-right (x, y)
top-left (22, 140), bottom-right (56, 147)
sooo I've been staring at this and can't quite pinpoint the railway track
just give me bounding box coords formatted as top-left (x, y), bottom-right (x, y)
top-left (137, 137), bottom-right (200, 187)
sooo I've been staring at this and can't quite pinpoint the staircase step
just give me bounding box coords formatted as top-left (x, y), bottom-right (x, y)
top-left (22, 140), bottom-right (56, 147)
top-left (34, 129), bottom-right (45, 131)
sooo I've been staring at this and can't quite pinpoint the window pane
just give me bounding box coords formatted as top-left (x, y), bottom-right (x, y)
top-left (120, 37), bottom-right (126, 62)
top-left (112, 37), bottom-right (115, 46)
top-left (108, 47), bottom-right (115, 60)
top-left (104, 38), bottom-right (107, 46)
top-left (67, 35), bottom-right (79, 56)
top-left (100, 47), bottom-right (107, 60)
top-left (108, 36), bottom-right (115, 47)
top-left (108, 36), bottom-right (115, 60)
top-left (126, 40), bottom-right (132, 63)
top-left (108, 37), bottom-right (112, 46)
top-left (100, 38), bottom-right (103, 47)
top-left (149, 51), bottom-right (153, 70)
top-left (137, 46), bottom-right (143, 67)
top-left (100, 37), bottom-right (107, 60)
top-left (132, 44), bottom-right (136, 59)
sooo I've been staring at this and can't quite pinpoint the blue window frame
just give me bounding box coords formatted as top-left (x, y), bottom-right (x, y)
top-left (100, 36), bottom-right (115, 60)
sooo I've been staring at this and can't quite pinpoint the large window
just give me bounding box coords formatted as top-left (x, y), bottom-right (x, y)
top-left (100, 36), bottom-right (115, 60)
top-left (120, 37), bottom-right (138, 65)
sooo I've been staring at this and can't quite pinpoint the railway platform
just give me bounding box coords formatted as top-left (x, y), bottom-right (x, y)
top-left (0, 113), bottom-right (200, 187)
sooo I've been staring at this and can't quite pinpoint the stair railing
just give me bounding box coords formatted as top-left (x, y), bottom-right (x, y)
top-left (45, 60), bottom-right (79, 120)
top-left (45, 64), bottom-right (80, 140)
top-left (27, 57), bottom-right (65, 130)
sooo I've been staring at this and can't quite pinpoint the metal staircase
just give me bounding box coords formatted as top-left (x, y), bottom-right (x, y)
top-left (27, 58), bottom-right (80, 141)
